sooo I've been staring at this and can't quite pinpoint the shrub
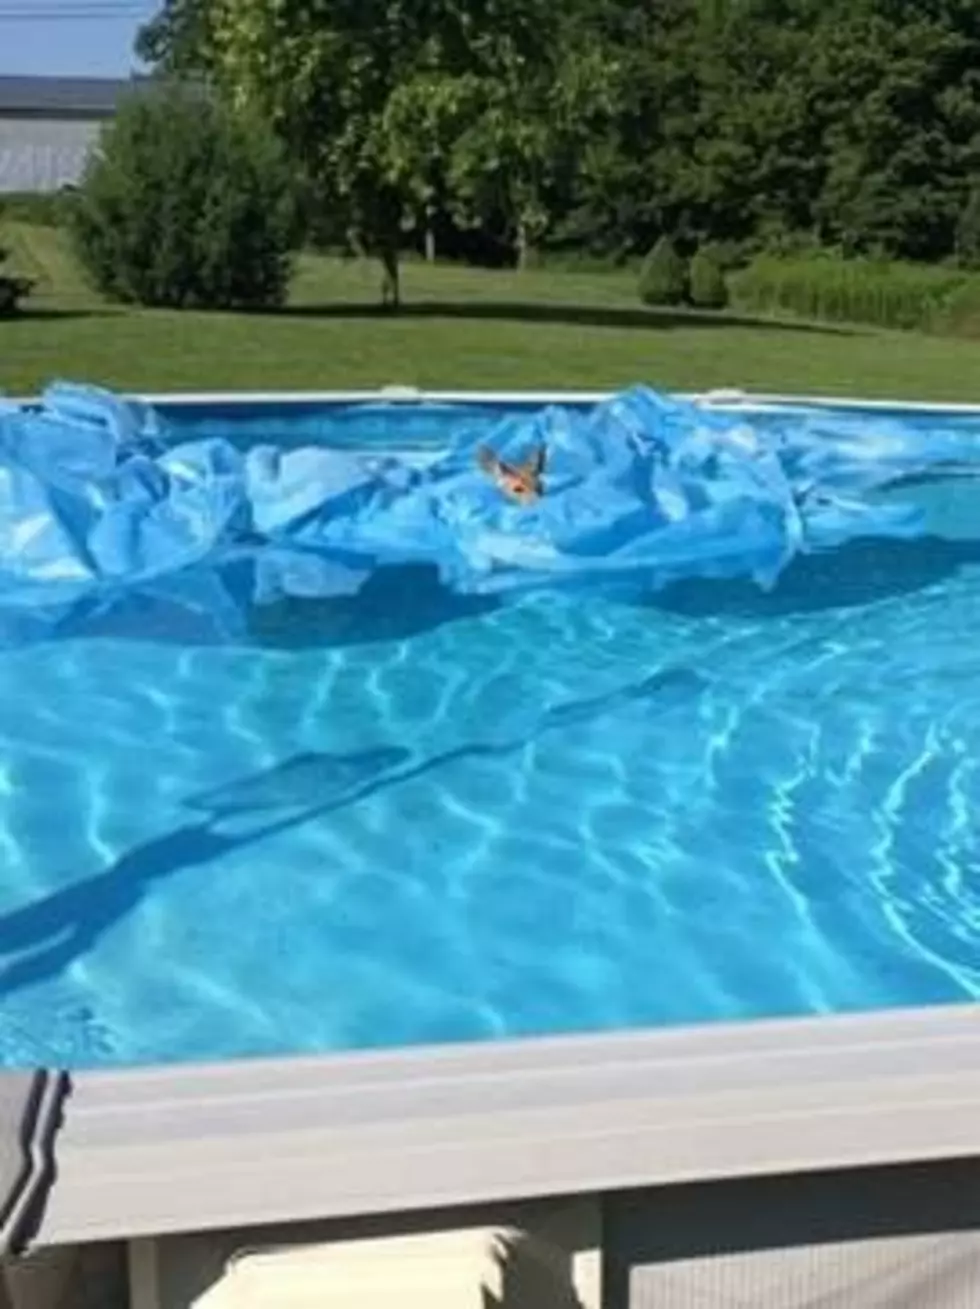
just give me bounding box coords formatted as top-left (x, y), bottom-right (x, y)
top-left (638, 236), bottom-right (689, 306)
top-left (71, 84), bottom-right (298, 310)
top-left (688, 247), bottom-right (729, 310)
top-left (728, 254), bottom-right (970, 332)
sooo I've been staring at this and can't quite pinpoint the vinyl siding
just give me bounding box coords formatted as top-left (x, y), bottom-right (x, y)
top-left (0, 116), bottom-right (102, 192)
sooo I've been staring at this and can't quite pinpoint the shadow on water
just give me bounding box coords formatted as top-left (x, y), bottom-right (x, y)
top-left (648, 536), bottom-right (980, 620)
top-left (277, 299), bottom-right (859, 337)
top-left (247, 564), bottom-right (499, 649)
top-left (0, 666), bottom-right (706, 1000)
top-left (31, 564), bottom-right (497, 653)
top-left (36, 534), bottom-right (980, 654)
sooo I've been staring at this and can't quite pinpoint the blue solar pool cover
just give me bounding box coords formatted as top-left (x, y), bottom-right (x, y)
top-left (0, 380), bottom-right (977, 643)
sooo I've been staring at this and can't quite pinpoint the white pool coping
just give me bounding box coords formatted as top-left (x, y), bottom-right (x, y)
top-left (138, 386), bottom-right (980, 413)
top-left (12, 383), bottom-right (980, 413)
top-left (15, 384), bottom-right (980, 1252)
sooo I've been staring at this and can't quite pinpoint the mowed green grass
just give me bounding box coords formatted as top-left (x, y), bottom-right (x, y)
top-left (2, 221), bottom-right (979, 400)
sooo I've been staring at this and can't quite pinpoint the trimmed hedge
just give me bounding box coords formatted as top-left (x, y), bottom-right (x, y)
top-left (638, 236), bottom-right (689, 306)
top-left (689, 247), bottom-right (729, 309)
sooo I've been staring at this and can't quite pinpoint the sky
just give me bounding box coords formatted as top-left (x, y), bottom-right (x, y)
top-left (0, 0), bottom-right (156, 78)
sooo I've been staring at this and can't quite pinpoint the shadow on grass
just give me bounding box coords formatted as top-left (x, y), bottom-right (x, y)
top-left (279, 299), bottom-right (860, 337)
top-left (6, 306), bottom-right (115, 322)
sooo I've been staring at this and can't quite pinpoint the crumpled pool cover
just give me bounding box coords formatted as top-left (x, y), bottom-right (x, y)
top-left (0, 380), bottom-right (977, 644)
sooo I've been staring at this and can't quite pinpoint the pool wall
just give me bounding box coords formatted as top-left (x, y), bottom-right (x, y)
top-left (27, 1003), bottom-right (980, 1308)
top-left (10, 385), bottom-right (980, 1308)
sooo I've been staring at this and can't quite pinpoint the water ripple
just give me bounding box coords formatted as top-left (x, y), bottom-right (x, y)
top-left (0, 542), bottom-right (979, 1066)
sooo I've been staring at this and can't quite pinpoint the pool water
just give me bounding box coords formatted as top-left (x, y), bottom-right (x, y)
top-left (2, 401), bottom-right (980, 1068)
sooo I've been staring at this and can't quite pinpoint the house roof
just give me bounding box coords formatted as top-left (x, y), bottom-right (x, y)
top-left (0, 75), bottom-right (145, 117)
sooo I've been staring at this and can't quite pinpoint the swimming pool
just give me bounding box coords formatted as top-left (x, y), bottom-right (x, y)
top-left (2, 390), bottom-right (980, 1070)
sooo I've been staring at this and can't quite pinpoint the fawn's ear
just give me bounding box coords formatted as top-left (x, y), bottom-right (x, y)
top-left (526, 445), bottom-right (547, 477)
top-left (476, 445), bottom-right (498, 474)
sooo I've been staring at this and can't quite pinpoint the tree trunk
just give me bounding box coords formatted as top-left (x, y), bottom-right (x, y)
top-left (515, 218), bottom-right (529, 270)
top-left (347, 225), bottom-right (367, 260)
top-left (424, 221), bottom-right (436, 263)
top-left (380, 246), bottom-right (400, 309)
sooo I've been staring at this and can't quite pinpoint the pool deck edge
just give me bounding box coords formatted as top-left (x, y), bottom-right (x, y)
top-left (32, 1002), bottom-right (980, 1249)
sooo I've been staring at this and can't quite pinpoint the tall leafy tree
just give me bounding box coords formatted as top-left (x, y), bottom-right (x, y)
top-left (380, 68), bottom-right (470, 263)
top-left (136, 0), bottom-right (215, 73)
top-left (141, 0), bottom-right (455, 305)
top-left (380, 0), bottom-right (618, 268)
top-left (135, 0), bottom-right (980, 271)
top-left (811, 5), bottom-right (980, 258)
top-left (446, 5), bottom-right (616, 267)
top-left (561, 1), bottom-right (682, 256)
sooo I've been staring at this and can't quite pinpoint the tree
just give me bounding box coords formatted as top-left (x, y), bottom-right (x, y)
top-left (380, 71), bottom-right (470, 264)
top-left (133, 0), bottom-right (980, 275)
top-left (136, 0), bottom-right (215, 73)
top-left (558, 3), bottom-right (674, 257)
top-left (809, 5), bottom-right (980, 259)
top-left (439, 1), bottom-right (619, 268)
top-left (141, 0), bottom-right (618, 286)
top-left (70, 84), bottom-right (297, 309)
top-left (657, 0), bottom-right (827, 245)
top-left (191, 0), bottom-right (459, 307)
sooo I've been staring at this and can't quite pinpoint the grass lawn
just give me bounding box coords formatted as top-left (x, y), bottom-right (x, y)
top-left (2, 221), bottom-right (978, 400)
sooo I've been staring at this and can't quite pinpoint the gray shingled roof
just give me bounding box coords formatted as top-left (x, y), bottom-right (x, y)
top-left (0, 76), bottom-right (144, 117)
